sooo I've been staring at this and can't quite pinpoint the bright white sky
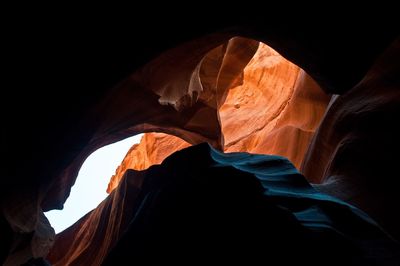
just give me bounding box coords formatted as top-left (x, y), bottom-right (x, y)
top-left (45, 134), bottom-right (143, 233)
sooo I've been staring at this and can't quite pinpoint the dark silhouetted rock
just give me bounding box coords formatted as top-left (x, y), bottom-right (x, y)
top-left (52, 144), bottom-right (399, 265)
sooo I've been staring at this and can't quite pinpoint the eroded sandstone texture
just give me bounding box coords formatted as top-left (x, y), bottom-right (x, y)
top-left (220, 46), bottom-right (331, 166)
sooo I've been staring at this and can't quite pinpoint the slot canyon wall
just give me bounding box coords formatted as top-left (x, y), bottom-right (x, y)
top-left (2, 12), bottom-right (399, 265)
top-left (50, 40), bottom-right (334, 265)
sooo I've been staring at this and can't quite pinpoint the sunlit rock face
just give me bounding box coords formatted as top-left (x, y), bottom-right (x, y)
top-left (220, 45), bottom-right (331, 167)
top-left (107, 133), bottom-right (190, 193)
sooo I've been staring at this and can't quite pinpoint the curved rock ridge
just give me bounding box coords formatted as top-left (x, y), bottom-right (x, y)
top-left (50, 144), bottom-right (400, 265)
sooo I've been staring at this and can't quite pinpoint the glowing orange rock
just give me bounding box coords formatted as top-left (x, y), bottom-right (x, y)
top-left (220, 44), bottom-right (330, 169)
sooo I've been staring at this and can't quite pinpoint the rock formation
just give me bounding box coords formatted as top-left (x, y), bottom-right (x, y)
top-left (2, 14), bottom-right (399, 265)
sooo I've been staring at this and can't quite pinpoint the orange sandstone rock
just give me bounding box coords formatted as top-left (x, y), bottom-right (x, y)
top-left (220, 44), bottom-right (330, 169)
top-left (107, 133), bottom-right (190, 193)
